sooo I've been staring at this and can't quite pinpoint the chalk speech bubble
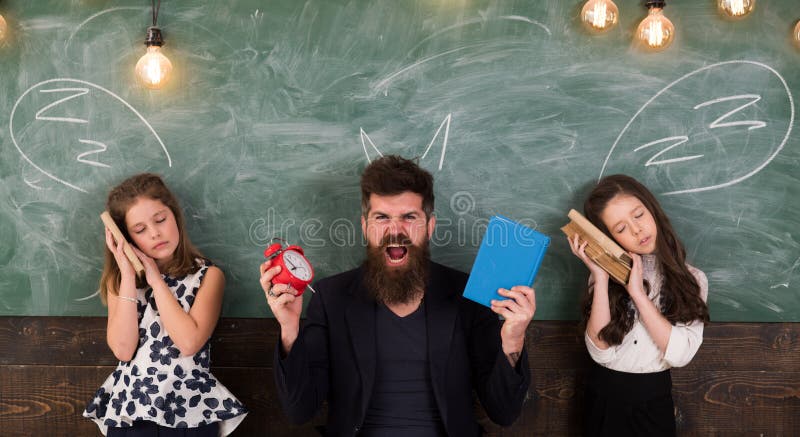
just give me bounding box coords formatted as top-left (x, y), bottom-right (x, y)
top-left (599, 61), bottom-right (794, 195)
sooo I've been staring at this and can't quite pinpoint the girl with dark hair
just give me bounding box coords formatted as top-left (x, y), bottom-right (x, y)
top-left (84, 173), bottom-right (247, 436)
top-left (568, 174), bottom-right (709, 436)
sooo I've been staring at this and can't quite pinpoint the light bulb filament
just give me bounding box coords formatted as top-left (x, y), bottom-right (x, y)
top-left (730, 0), bottom-right (745, 15)
top-left (591, 3), bottom-right (608, 28)
top-left (719, 0), bottom-right (755, 19)
top-left (794, 21), bottom-right (800, 49)
top-left (0, 14), bottom-right (7, 42)
top-left (647, 20), bottom-right (664, 47)
top-left (145, 57), bottom-right (163, 85)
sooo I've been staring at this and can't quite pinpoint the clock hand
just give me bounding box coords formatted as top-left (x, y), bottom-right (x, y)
top-left (285, 257), bottom-right (297, 270)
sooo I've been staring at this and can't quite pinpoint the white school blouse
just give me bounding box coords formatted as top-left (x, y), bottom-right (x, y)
top-left (585, 254), bottom-right (708, 373)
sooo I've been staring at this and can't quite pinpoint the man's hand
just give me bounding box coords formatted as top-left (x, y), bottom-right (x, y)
top-left (260, 263), bottom-right (304, 355)
top-left (491, 285), bottom-right (536, 367)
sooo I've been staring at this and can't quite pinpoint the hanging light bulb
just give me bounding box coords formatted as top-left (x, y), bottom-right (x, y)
top-left (794, 21), bottom-right (800, 49)
top-left (718, 0), bottom-right (755, 19)
top-left (134, 1), bottom-right (172, 89)
top-left (0, 13), bottom-right (7, 42)
top-left (135, 27), bottom-right (172, 89)
top-left (635, 1), bottom-right (675, 52)
top-left (580, 0), bottom-right (619, 34)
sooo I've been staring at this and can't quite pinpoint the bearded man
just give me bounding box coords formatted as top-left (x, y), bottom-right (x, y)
top-left (261, 155), bottom-right (535, 437)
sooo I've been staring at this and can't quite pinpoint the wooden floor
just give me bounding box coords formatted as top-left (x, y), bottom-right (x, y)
top-left (0, 317), bottom-right (798, 436)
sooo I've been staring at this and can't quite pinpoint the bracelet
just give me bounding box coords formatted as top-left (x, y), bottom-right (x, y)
top-left (117, 295), bottom-right (138, 304)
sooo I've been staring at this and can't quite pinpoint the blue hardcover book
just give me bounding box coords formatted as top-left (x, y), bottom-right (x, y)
top-left (462, 215), bottom-right (550, 308)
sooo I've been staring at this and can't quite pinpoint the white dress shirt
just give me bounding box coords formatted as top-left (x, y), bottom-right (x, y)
top-left (585, 255), bottom-right (709, 373)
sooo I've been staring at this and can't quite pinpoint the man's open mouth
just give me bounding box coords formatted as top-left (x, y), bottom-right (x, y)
top-left (385, 244), bottom-right (408, 264)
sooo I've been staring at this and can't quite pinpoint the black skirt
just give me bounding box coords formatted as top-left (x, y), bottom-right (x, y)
top-left (584, 362), bottom-right (676, 437)
top-left (107, 421), bottom-right (219, 437)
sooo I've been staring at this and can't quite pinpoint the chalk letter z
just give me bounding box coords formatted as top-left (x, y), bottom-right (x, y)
top-left (76, 139), bottom-right (111, 168)
top-left (634, 135), bottom-right (702, 167)
top-left (693, 94), bottom-right (766, 131)
top-left (36, 88), bottom-right (90, 124)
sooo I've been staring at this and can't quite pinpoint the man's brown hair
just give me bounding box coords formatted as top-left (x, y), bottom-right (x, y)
top-left (360, 155), bottom-right (434, 218)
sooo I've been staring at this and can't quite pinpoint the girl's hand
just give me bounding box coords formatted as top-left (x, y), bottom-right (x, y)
top-left (105, 229), bottom-right (136, 281)
top-left (625, 252), bottom-right (646, 298)
top-left (567, 234), bottom-right (610, 283)
top-left (129, 246), bottom-right (164, 286)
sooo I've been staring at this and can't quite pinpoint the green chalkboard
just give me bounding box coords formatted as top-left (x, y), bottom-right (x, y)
top-left (1, 0), bottom-right (798, 321)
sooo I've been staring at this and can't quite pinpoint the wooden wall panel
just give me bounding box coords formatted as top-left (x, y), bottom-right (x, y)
top-left (0, 317), bottom-right (798, 436)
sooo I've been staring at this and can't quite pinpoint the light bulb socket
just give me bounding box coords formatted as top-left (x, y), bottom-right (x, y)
top-left (645, 1), bottom-right (666, 9)
top-left (144, 26), bottom-right (164, 47)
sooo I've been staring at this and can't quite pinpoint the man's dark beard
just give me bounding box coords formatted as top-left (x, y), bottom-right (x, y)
top-left (362, 233), bottom-right (430, 305)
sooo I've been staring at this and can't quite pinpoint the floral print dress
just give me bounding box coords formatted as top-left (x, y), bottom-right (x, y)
top-left (84, 260), bottom-right (247, 436)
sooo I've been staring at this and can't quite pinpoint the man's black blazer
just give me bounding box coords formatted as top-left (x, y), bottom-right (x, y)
top-left (273, 261), bottom-right (531, 436)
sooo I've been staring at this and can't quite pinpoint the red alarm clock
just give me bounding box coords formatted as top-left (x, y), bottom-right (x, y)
top-left (263, 239), bottom-right (315, 295)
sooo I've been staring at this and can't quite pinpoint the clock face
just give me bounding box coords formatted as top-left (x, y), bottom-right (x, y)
top-left (283, 250), bottom-right (312, 281)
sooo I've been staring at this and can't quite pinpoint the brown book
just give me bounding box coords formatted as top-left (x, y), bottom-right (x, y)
top-left (561, 209), bottom-right (631, 285)
top-left (100, 211), bottom-right (146, 276)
